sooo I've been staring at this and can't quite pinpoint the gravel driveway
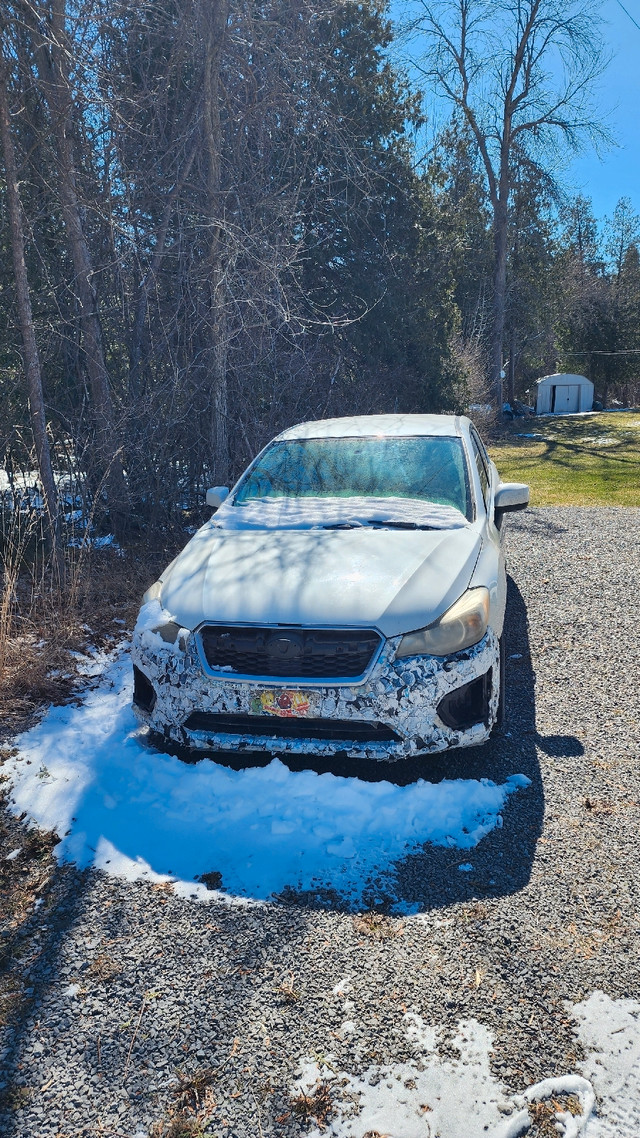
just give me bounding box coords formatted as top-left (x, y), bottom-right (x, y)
top-left (1, 506), bottom-right (639, 1137)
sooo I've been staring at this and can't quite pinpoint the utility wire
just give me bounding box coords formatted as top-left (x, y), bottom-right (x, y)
top-left (567, 348), bottom-right (640, 355)
top-left (614, 0), bottom-right (640, 34)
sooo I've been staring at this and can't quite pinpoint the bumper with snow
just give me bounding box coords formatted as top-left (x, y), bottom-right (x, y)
top-left (131, 623), bottom-right (500, 761)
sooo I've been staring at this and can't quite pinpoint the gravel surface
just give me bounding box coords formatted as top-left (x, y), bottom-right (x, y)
top-left (1, 506), bottom-right (639, 1137)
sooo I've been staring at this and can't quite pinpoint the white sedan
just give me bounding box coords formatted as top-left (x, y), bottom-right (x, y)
top-left (131, 415), bottom-right (528, 761)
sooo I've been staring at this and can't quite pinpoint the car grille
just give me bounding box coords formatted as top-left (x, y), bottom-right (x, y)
top-left (199, 625), bottom-right (382, 680)
top-left (183, 711), bottom-right (399, 743)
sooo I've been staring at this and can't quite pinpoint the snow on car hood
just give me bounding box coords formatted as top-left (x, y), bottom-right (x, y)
top-left (158, 500), bottom-right (482, 638)
top-left (212, 495), bottom-right (467, 531)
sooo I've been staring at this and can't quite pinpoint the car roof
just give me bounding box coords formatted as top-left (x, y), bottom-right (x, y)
top-left (276, 414), bottom-right (466, 441)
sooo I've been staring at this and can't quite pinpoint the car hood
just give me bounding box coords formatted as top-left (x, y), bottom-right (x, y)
top-left (159, 523), bottom-right (482, 639)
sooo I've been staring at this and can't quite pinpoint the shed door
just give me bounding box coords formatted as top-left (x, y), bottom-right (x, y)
top-left (552, 384), bottom-right (580, 413)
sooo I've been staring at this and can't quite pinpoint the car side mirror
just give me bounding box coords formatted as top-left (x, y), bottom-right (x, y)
top-left (206, 486), bottom-right (230, 509)
top-left (494, 482), bottom-right (529, 516)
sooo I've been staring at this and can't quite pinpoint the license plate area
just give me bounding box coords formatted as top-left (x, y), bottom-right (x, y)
top-left (249, 689), bottom-right (315, 717)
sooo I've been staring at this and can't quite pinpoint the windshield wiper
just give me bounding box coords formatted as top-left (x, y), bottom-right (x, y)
top-left (320, 522), bottom-right (362, 530)
top-left (365, 519), bottom-right (439, 530)
top-left (321, 519), bottom-right (440, 531)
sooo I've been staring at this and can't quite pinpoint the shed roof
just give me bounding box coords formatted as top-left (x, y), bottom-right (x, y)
top-left (536, 373), bottom-right (592, 387)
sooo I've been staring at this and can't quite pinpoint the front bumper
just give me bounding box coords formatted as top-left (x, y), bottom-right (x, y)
top-left (131, 623), bottom-right (501, 761)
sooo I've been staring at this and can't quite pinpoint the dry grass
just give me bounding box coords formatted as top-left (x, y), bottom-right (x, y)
top-left (277, 971), bottom-right (301, 1003)
top-left (150, 1116), bottom-right (205, 1138)
top-left (528, 1095), bottom-right (582, 1136)
top-left (173, 1068), bottom-right (218, 1113)
top-left (291, 1081), bottom-right (334, 1131)
top-left (0, 543), bottom-right (170, 737)
top-left (535, 909), bottom-right (624, 962)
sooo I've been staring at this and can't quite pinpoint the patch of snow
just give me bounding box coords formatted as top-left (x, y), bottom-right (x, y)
top-left (69, 647), bottom-right (114, 677)
top-left (294, 993), bottom-right (640, 1138)
top-left (4, 848), bottom-right (21, 861)
top-left (404, 1011), bottom-right (438, 1052)
top-left (68, 532), bottom-right (122, 552)
top-left (298, 1019), bottom-right (509, 1138)
top-left (296, 1015), bottom-right (605, 1138)
top-left (458, 862), bottom-right (474, 872)
top-left (332, 978), bottom-right (352, 997)
top-left (572, 990), bottom-right (640, 1137)
top-left (516, 433), bottom-right (547, 439)
top-left (133, 600), bottom-right (187, 657)
top-left (582, 436), bottom-right (617, 446)
top-left (4, 650), bottom-right (530, 909)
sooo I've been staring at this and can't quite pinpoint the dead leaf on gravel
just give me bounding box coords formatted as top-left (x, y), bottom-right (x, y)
top-left (85, 954), bottom-right (122, 983)
top-left (353, 912), bottom-right (404, 940)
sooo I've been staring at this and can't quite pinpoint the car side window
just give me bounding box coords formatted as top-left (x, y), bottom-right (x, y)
top-left (469, 429), bottom-right (490, 508)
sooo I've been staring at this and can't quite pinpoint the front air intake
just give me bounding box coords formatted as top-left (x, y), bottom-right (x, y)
top-left (436, 670), bottom-right (492, 731)
top-left (183, 711), bottom-right (400, 743)
top-left (133, 666), bottom-right (156, 713)
top-left (199, 625), bottom-right (382, 681)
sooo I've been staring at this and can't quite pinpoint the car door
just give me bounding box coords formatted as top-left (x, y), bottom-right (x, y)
top-left (469, 425), bottom-right (507, 635)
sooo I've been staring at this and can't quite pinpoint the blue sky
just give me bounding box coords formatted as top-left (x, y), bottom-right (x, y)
top-left (567, 0), bottom-right (640, 222)
top-left (392, 0), bottom-right (640, 225)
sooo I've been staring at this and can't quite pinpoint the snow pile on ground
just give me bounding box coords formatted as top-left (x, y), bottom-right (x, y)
top-left (296, 991), bottom-right (640, 1137)
top-left (5, 650), bottom-right (529, 909)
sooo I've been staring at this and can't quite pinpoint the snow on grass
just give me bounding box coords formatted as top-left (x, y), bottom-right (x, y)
top-left (296, 992), bottom-right (640, 1137)
top-left (4, 649), bottom-right (530, 909)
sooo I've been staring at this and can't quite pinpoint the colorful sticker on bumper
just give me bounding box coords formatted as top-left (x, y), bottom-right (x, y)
top-left (249, 690), bottom-right (313, 717)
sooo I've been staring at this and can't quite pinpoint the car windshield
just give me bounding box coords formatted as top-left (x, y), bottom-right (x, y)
top-left (233, 435), bottom-right (471, 518)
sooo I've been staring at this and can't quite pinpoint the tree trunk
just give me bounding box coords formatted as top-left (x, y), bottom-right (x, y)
top-left (0, 45), bottom-right (62, 574)
top-left (490, 191), bottom-right (509, 409)
top-left (202, 0), bottom-right (230, 485)
top-left (507, 326), bottom-right (516, 405)
top-left (29, 0), bottom-right (128, 534)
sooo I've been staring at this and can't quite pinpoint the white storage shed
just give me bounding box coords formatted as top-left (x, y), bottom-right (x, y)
top-left (535, 373), bottom-right (594, 415)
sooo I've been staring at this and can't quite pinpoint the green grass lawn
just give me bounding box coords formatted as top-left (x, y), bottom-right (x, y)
top-left (488, 411), bottom-right (640, 506)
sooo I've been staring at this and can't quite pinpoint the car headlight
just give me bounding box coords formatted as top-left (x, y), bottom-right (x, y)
top-left (142, 581), bottom-right (162, 604)
top-left (395, 587), bottom-right (490, 659)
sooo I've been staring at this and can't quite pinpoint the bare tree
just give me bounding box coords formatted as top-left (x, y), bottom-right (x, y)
top-left (410, 0), bottom-right (608, 406)
top-left (20, 0), bottom-right (128, 532)
top-left (0, 33), bottom-right (61, 568)
top-left (201, 0), bottom-right (231, 483)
